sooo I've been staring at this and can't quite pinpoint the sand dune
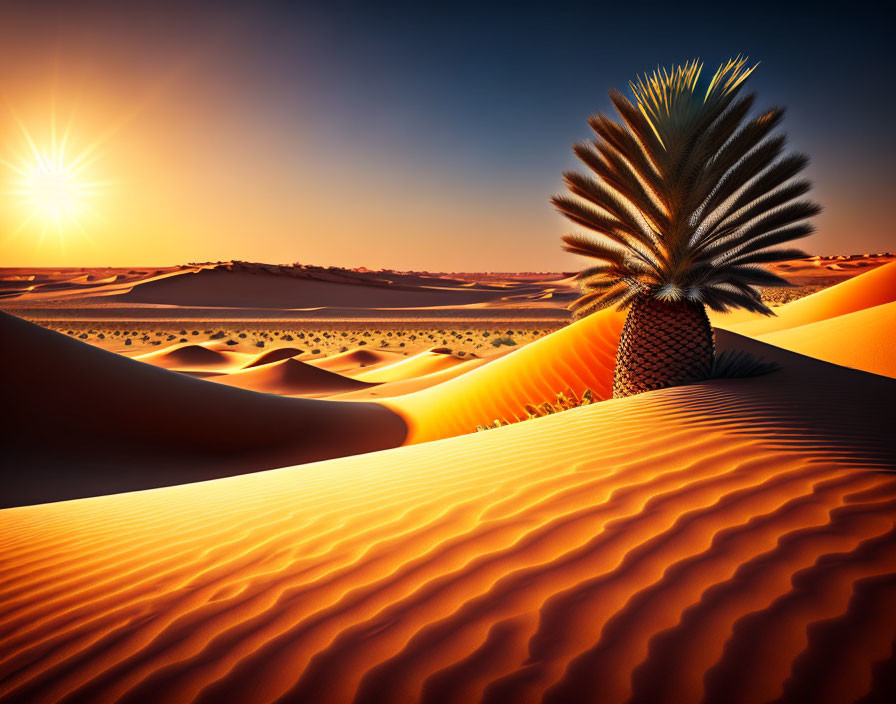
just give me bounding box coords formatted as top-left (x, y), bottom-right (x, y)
top-left (724, 260), bottom-right (896, 336)
top-left (0, 333), bottom-right (892, 703)
top-left (242, 347), bottom-right (306, 369)
top-left (135, 343), bottom-right (251, 372)
top-left (385, 308), bottom-right (625, 443)
top-left (116, 268), bottom-right (509, 309)
top-left (759, 300), bottom-right (896, 378)
top-left (206, 357), bottom-right (376, 396)
top-left (332, 354), bottom-right (500, 400)
top-left (353, 349), bottom-right (471, 383)
top-left (0, 312), bottom-right (406, 507)
top-left (380, 261), bottom-right (896, 442)
top-left (3, 259), bottom-right (895, 702)
top-left (306, 347), bottom-right (405, 373)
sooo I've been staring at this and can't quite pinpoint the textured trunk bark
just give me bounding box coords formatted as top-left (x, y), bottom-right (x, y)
top-left (613, 293), bottom-right (715, 398)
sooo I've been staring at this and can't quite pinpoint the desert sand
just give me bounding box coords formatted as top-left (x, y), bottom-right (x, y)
top-left (1, 259), bottom-right (895, 703)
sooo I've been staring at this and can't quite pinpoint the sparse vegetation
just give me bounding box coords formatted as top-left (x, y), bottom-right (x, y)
top-left (476, 389), bottom-right (596, 432)
top-left (46, 322), bottom-right (558, 357)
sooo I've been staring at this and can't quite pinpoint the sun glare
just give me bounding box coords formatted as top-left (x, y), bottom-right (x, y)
top-left (3, 118), bottom-right (107, 246)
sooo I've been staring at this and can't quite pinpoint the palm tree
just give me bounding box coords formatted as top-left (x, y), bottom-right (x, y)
top-left (553, 57), bottom-right (820, 398)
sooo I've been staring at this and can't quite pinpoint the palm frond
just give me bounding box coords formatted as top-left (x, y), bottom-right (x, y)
top-left (556, 57), bottom-right (817, 317)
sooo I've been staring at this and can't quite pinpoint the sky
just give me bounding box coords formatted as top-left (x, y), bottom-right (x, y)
top-left (1, 0), bottom-right (893, 270)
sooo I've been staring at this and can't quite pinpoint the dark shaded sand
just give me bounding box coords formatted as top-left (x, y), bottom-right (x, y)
top-left (0, 311), bottom-right (407, 508)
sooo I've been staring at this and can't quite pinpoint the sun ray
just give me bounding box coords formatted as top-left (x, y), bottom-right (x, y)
top-left (3, 110), bottom-right (109, 248)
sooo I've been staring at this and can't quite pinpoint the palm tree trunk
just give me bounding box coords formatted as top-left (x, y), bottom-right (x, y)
top-left (613, 293), bottom-right (715, 398)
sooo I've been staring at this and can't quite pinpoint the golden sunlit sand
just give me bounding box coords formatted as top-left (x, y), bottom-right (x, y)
top-left (1, 261), bottom-right (895, 702)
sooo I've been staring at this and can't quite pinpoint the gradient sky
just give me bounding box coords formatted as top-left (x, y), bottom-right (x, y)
top-left (1, 0), bottom-right (893, 270)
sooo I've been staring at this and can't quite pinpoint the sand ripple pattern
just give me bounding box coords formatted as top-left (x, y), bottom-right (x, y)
top-left (1, 351), bottom-right (894, 704)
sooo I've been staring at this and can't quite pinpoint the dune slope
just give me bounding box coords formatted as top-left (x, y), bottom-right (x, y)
top-left (0, 312), bottom-right (406, 507)
top-left (386, 308), bottom-right (625, 443)
top-left (723, 260), bottom-right (896, 336)
top-left (0, 333), bottom-right (893, 704)
top-left (759, 300), bottom-right (896, 379)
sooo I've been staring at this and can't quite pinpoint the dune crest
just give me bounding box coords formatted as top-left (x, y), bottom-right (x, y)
top-left (241, 347), bottom-right (306, 368)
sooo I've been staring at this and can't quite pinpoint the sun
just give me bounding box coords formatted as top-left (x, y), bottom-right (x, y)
top-left (3, 117), bottom-right (107, 246)
top-left (22, 159), bottom-right (81, 219)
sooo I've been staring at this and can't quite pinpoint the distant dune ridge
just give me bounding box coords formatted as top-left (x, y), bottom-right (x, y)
top-left (2, 254), bottom-right (892, 320)
top-left (1, 259), bottom-right (895, 702)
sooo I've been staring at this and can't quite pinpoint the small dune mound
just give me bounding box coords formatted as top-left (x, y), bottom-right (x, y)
top-left (354, 348), bottom-right (470, 383)
top-left (242, 347), bottom-right (305, 369)
top-left (210, 357), bottom-right (377, 395)
top-left (307, 347), bottom-right (404, 372)
top-left (136, 343), bottom-right (246, 371)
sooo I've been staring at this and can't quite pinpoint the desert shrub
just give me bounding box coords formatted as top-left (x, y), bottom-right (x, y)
top-left (707, 350), bottom-right (780, 379)
top-left (491, 336), bottom-right (517, 347)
